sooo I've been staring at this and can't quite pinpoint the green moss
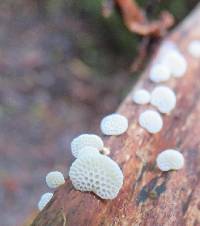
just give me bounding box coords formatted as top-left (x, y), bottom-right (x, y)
top-left (168, 0), bottom-right (187, 20)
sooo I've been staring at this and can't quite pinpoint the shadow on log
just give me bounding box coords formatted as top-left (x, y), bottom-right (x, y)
top-left (32, 4), bottom-right (200, 226)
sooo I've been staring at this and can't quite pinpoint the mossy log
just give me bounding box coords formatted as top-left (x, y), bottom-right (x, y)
top-left (32, 4), bottom-right (200, 226)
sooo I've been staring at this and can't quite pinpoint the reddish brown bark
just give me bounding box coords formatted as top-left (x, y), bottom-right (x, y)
top-left (32, 4), bottom-right (200, 226)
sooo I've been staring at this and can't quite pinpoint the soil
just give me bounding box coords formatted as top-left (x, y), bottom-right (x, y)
top-left (0, 1), bottom-right (133, 225)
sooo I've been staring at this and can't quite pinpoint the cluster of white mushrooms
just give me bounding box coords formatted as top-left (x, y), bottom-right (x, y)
top-left (37, 39), bottom-right (200, 210)
top-left (70, 134), bottom-right (124, 199)
top-left (69, 130), bottom-right (125, 200)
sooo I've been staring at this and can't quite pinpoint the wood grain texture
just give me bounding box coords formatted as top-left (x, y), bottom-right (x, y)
top-left (32, 4), bottom-right (200, 226)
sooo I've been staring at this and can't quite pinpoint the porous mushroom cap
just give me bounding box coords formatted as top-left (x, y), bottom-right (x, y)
top-left (38, 192), bottom-right (53, 211)
top-left (71, 134), bottom-right (104, 158)
top-left (162, 50), bottom-right (187, 77)
top-left (149, 64), bottom-right (171, 83)
top-left (100, 113), bottom-right (128, 136)
top-left (150, 86), bottom-right (176, 114)
top-left (69, 152), bottom-right (124, 199)
top-left (46, 171), bottom-right (65, 189)
top-left (139, 110), bottom-right (163, 134)
top-left (77, 146), bottom-right (100, 158)
top-left (132, 89), bottom-right (151, 105)
top-left (156, 149), bottom-right (184, 171)
top-left (188, 40), bottom-right (200, 58)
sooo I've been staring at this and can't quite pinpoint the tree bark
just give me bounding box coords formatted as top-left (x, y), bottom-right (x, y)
top-left (32, 4), bottom-right (200, 226)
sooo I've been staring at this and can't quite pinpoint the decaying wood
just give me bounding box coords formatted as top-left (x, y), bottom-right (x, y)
top-left (32, 4), bottom-right (200, 226)
top-left (115, 0), bottom-right (174, 37)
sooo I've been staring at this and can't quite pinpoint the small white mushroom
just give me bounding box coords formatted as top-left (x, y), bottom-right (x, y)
top-left (100, 113), bottom-right (128, 136)
top-left (156, 149), bottom-right (184, 171)
top-left (188, 40), bottom-right (200, 58)
top-left (150, 86), bottom-right (176, 114)
top-left (71, 134), bottom-right (104, 158)
top-left (132, 89), bottom-right (151, 105)
top-left (158, 41), bottom-right (178, 60)
top-left (46, 171), bottom-right (65, 189)
top-left (69, 151), bottom-right (123, 199)
top-left (77, 146), bottom-right (100, 158)
top-left (149, 64), bottom-right (171, 83)
top-left (139, 110), bottom-right (163, 134)
top-left (38, 192), bottom-right (53, 211)
top-left (162, 50), bottom-right (187, 77)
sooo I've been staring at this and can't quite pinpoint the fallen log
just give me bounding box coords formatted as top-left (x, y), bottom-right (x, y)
top-left (32, 4), bottom-right (200, 226)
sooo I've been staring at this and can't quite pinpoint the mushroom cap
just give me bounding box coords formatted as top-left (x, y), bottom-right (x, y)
top-left (188, 40), bottom-right (200, 58)
top-left (139, 110), bottom-right (163, 134)
top-left (69, 151), bottom-right (124, 199)
top-left (71, 134), bottom-right (104, 158)
top-left (158, 41), bottom-right (177, 60)
top-left (132, 89), bottom-right (151, 105)
top-left (100, 113), bottom-right (128, 136)
top-left (38, 192), bottom-right (53, 211)
top-left (77, 146), bottom-right (100, 158)
top-left (150, 86), bottom-right (176, 114)
top-left (149, 64), bottom-right (171, 83)
top-left (156, 149), bottom-right (184, 171)
top-left (162, 50), bottom-right (187, 77)
top-left (46, 171), bottom-right (65, 189)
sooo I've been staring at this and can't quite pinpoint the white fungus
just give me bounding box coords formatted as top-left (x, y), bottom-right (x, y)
top-left (77, 146), bottom-right (100, 158)
top-left (158, 41), bottom-right (178, 59)
top-left (156, 149), bottom-right (184, 171)
top-left (157, 41), bottom-right (178, 65)
top-left (46, 171), bottom-right (65, 189)
top-left (69, 151), bottom-right (123, 199)
top-left (139, 110), bottom-right (163, 134)
top-left (38, 192), bottom-right (53, 211)
top-left (188, 40), bottom-right (200, 58)
top-left (150, 86), bottom-right (176, 114)
top-left (149, 64), bottom-right (171, 83)
top-left (71, 134), bottom-right (104, 158)
top-left (100, 113), bottom-right (128, 136)
top-left (162, 50), bottom-right (187, 77)
top-left (132, 89), bottom-right (151, 105)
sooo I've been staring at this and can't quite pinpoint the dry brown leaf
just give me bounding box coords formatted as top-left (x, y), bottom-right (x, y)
top-left (115, 0), bottom-right (174, 37)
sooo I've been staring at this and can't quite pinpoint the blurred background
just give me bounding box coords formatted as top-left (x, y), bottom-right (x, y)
top-left (0, 0), bottom-right (198, 225)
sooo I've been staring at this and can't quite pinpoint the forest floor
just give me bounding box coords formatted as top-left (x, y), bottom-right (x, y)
top-left (0, 1), bottom-right (134, 225)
